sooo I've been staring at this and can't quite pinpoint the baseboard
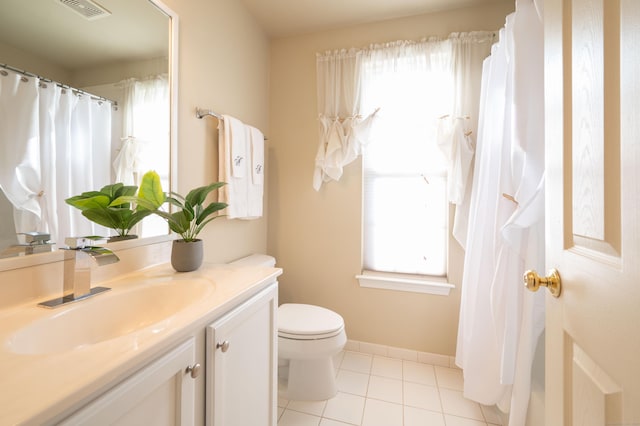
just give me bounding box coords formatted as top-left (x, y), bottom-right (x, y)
top-left (344, 339), bottom-right (458, 369)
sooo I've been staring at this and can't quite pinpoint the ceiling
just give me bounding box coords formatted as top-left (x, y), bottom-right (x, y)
top-left (239, 0), bottom-right (512, 38)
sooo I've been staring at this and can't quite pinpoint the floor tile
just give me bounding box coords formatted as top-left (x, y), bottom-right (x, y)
top-left (435, 365), bottom-right (464, 391)
top-left (361, 398), bottom-right (403, 426)
top-left (336, 369), bottom-right (370, 396)
top-left (341, 351), bottom-right (373, 374)
top-left (439, 388), bottom-right (485, 421)
top-left (403, 406), bottom-right (446, 426)
top-left (278, 409), bottom-right (322, 426)
top-left (443, 414), bottom-right (488, 426)
top-left (319, 419), bottom-right (353, 426)
top-left (323, 392), bottom-right (366, 425)
top-left (287, 399), bottom-right (328, 417)
top-left (367, 375), bottom-right (403, 404)
top-left (403, 360), bottom-right (437, 386)
top-left (480, 405), bottom-right (504, 425)
top-left (403, 381), bottom-right (442, 412)
top-left (277, 346), bottom-right (492, 426)
top-left (371, 356), bottom-right (403, 379)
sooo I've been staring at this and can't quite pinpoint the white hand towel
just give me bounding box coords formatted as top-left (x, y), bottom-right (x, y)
top-left (223, 115), bottom-right (247, 178)
top-left (245, 126), bottom-right (264, 219)
top-left (248, 126), bottom-right (264, 185)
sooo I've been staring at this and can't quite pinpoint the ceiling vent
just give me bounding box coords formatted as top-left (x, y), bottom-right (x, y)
top-left (56, 0), bottom-right (111, 21)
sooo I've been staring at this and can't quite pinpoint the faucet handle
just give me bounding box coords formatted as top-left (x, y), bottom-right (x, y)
top-left (64, 236), bottom-right (107, 249)
top-left (20, 232), bottom-right (51, 244)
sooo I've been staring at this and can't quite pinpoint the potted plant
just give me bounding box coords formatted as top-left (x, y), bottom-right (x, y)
top-left (65, 174), bottom-right (164, 241)
top-left (141, 173), bottom-right (227, 272)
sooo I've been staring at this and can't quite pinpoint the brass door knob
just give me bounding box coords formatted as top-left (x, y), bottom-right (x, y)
top-left (523, 269), bottom-right (562, 298)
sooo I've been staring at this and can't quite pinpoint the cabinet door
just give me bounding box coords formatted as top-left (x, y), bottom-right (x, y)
top-left (60, 338), bottom-right (197, 426)
top-left (206, 283), bottom-right (278, 426)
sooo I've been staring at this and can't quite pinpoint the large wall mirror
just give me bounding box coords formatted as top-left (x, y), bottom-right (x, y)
top-left (0, 0), bottom-right (178, 264)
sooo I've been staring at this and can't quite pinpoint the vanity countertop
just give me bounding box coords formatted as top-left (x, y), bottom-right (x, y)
top-left (0, 262), bottom-right (282, 425)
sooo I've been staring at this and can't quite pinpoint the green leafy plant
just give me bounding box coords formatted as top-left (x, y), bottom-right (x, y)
top-left (143, 173), bottom-right (228, 242)
top-left (65, 171), bottom-right (165, 237)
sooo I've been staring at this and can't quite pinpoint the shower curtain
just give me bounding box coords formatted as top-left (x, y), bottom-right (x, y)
top-left (0, 68), bottom-right (112, 248)
top-left (455, 1), bottom-right (545, 425)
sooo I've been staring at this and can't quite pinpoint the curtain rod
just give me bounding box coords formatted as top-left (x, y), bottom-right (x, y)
top-left (0, 63), bottom-right (118, 107)
top-left (196, 107), bottom-right (268, 140)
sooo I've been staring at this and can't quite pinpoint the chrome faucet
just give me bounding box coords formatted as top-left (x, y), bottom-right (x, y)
top-left (0, 232), bottom-right (54, 258)
top-left (38, 242), bottom-right (119, 309)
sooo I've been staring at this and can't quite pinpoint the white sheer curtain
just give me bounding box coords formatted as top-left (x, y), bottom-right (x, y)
top-left (114, 75), bottom-right (169, 186)
top-left (313, 49), bottom-right (379, 191)
top-left (313, 33), bottom-right (492, 204)
top-left (113, 75), bottom-right (169, 237)
top-left (0, 68), bottom-right (112, 248)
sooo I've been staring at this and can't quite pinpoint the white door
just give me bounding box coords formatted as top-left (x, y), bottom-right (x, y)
top-left (543, 0), bottom-right (640, 424)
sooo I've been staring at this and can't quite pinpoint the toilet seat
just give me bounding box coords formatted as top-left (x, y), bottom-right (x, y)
top-left (278, 303), bottom-right (344, 340)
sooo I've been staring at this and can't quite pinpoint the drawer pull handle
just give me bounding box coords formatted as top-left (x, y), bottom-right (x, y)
top-left (216, 340), bottom-right (230, 352)
top-left (186, 363), bottom-right (201, 379)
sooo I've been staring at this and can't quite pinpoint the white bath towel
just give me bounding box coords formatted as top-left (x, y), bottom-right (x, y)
top-left (217, 115), bottom-right (264, 219)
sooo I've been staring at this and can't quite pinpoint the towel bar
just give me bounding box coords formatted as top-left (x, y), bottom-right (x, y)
top-left (196, 107), bottom-right (267, 140)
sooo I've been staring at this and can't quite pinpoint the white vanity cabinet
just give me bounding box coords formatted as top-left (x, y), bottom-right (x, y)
top-left (60, 337), bottom-right (198, 425)
top-left (33, 268), bottom-right (281, 426)
top-left (206, 283), bottom-right (278, 426)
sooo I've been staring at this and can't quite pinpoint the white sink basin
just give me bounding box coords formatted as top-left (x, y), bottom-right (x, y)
top-left (6, 278), bottom-right (214, 355)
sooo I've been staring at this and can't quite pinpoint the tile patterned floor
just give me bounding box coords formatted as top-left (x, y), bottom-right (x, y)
top-left (278, 351), bottom-right (504, 426)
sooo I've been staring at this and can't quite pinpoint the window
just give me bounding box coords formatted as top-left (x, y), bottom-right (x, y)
top-left (358, 44), bottom-right (454, 293)
top-left (314, 35), bottom-right (494, 294)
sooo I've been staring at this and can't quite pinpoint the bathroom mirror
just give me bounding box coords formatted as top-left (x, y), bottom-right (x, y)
top-left (0, 0), bottom-right (178, 266)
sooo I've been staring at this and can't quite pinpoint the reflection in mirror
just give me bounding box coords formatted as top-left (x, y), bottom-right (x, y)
top-left (0, 0), bottom-right (176, 259)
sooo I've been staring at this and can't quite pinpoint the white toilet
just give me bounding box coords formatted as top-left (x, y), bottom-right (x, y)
top-left (230, 254), bottom-right (347, 401)
top-left (278, 303), bottom-right (347, 401)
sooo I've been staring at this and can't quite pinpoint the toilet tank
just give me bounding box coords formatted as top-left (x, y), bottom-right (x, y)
top-left (229, 253), bottom-right (276, 268)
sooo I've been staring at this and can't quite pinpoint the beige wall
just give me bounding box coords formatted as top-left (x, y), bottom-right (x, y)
top-left (0, 41), bottom-right (71, 83)
top-left (162, 0), bottom-right (270, 263)
top-left (267, 1), bottom-right (514, 355)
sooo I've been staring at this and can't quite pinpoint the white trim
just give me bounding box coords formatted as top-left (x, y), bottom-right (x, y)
top-left (356, 270), bottom-right (454, 296)
top-left (343, 339), bottom-right (458, 369)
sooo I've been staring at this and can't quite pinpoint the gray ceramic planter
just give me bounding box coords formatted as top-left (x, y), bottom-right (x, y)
top-left (171, 239), bottom-right (203, 272)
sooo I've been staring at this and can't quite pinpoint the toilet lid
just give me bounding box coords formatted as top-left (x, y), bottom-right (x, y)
top-left (278, 303), bottom-right (344, 339)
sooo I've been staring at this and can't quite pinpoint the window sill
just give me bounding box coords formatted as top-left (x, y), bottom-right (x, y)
top-left (356, 270), bottom-right (454, 296)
